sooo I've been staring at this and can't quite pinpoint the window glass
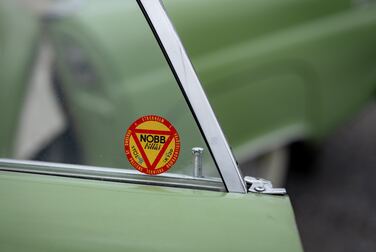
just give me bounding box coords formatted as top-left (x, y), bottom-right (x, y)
top-left (0, 0), bottom-right (223, 188)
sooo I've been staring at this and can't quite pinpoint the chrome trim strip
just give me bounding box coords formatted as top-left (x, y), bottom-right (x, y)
top-left (0, 159), bottom-right (225, 192)
top-left (137, 0), bottom-right (247, 193)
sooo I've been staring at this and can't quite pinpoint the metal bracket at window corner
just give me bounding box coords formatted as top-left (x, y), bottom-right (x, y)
top-left (244, 176), bottom-right (287, 195)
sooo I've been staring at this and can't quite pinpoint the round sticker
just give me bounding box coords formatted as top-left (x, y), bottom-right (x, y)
top-left (124, 115), bottom-right (180, 175)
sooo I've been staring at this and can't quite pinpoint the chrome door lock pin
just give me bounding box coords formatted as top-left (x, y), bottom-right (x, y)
top-left (192, 147), bottom-right (204, 178)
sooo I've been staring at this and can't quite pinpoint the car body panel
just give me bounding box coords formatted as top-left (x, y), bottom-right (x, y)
top-left (0, 171), bottom-right (302, 252)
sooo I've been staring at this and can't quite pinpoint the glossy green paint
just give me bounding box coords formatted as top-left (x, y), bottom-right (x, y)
top-left (0, 0), bottom-right (38, 156)
top-left (0, 171), bottom-right (302, 252)
top-left (47, 0), bottom-right (376, 165)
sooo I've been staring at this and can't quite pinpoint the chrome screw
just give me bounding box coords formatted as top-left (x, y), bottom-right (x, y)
top-left (254, 186), bottom-right (265, 192)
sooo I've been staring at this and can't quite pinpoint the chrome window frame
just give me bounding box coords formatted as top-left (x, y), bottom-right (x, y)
top-left (137, 0), bottom-right (247, 193)
top-left (0, 159), bottom-right (226, 192)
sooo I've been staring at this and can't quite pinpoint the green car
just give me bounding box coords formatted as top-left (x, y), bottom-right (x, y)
top-left (1, 0), bottom-right (303, 251)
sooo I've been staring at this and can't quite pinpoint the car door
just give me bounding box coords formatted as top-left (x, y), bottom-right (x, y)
top-left (0, 0), bottom-right (302, 251)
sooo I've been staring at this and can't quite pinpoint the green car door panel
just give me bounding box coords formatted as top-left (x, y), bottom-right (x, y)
top-left (6, 0), bottom-right (375, 250)
top-left (47, 0), bottom-right (376, 166)
top-left (0, 171), bottom-right (302, 252)
top-left (8, 0), bottom-right (376, 250)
